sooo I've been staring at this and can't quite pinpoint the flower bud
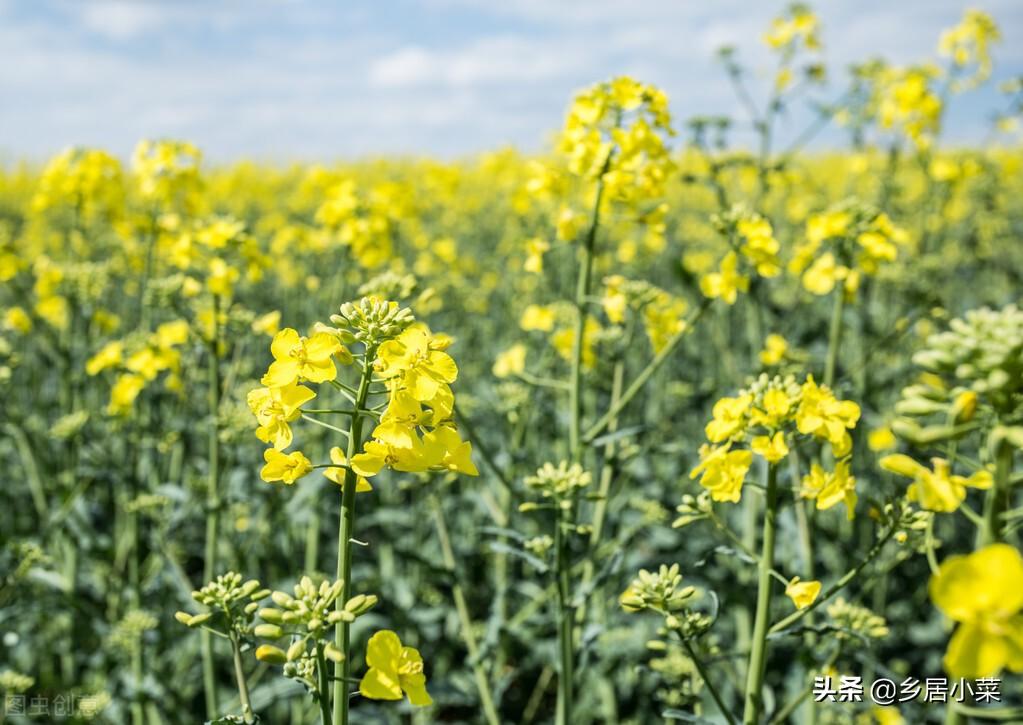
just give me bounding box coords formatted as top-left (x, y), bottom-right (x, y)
top-left (950, 391), bottom-right (978, 423)
top-left (286, 640), bottom-right (306, 662)
top-left (254, 624), bottom-right (284, 640)
top-left (255, 645), bottom-right (287, 665)
top-left (259, 608), bottom-right (284, 624)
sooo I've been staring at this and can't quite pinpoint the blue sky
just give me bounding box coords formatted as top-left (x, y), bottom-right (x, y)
top-left (2, 0), bottom-right (1021, 162)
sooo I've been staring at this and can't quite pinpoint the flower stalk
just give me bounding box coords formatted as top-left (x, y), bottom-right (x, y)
top-left (742, 463), bottom-right (778, 724)
top-left (202, 292), bottom-right (223, 718)
top-left (333, 349), bottom-right (375, 725)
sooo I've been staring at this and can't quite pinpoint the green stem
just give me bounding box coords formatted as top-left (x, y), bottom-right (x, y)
top-left (429, 495), bottom-right (500, 725)
top-left (578, 358), bottom-right (624, 625)
top-left (554, 507), bottom-right (574, 725)
top-left (132, 637), bottom-right (144, 725)
top-left (333, 352), bottom-right (375, 725)
top-left (823, 289), bottom-right (845, 389)
top-left (317, 643), bottom-right (334, 725)
top-left (202, 293), bottom-right (223, 719)
top-left (742, 464), bottom-right (778, 725)
top-left (978, 441), bottom-right (1013, 547)
top-left (678, 634), bottom-right (737, 725)
top-left (569, 174), bottom-right (606, 460)
top-left (231, 635), bottom-right (254, 723)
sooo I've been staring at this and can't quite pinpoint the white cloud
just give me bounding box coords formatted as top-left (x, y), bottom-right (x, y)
top-left (369, 36), bottom-right (591, 89)
top-left (0, 0), bottom-right (1020, 160)
top-left (76, 1), bottom-right (173, 40)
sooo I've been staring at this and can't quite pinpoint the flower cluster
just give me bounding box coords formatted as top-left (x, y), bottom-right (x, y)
top-left (523, 461), bottom-right (592, 505)
top-left (699, 205), bottom-right (782, 305)
top-left (254, 576), bottom-right (376, 670)
top-left (790, 202), bottom-right (909, 296)
top-left (557, 76), bottom-right (675, 203)
top-left (939, 9), bottom-right (1001, 90)
top-left (619, 564), bottom-right (696, 614)
top-left (175, 572), bottom-right (269, 637)
top-left (251, 297), bottom-right (477, 488)
top-left (690, 374), bottom-right (861, 513)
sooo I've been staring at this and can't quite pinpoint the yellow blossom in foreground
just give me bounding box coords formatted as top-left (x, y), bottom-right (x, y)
top-left (705, 393), bottom-right (753, 443)
top-left (796, 375), bottom-right (860, 456)
top-left (323, 447), bottom-right (372, 492)
top-left (929, 544), bottom-right (1023, 678)
top-left (377, 324), bottom-right (458, 402)
top-left (880, 455), bottom-right (992, 512)
top-left (690, 444), bottom-right (753, 503)
top-left (359, 630), bottom-right (432, 707)
top-left (247, 383), bottom-right (316, 450)
top-left (801, 460), bottom-right (857, 518)
top-left (262, 328), bottom-right (343, 387)
top-left (260, 448), bottom-right (312, 485)
top-left (751, 432), bottom-right (789, 463)
top-left (785, 577), bottom-right (822, 610)
top-left (750, 388), bottom-right (792, 428)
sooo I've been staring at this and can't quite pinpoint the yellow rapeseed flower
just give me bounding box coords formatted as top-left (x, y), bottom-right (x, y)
top-left (260, 448), bottom-right (313, 485)
top-left (359, 630), bottom-right (432, 707)
top-left (785, 577), bottom-right (822, 610)
top-left (929, 544), bottom-right (1023, 678)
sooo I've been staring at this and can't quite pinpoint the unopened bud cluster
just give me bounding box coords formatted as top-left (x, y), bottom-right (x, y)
top-left (912, 304), bottom-right (1023, 405)
top-left (620, 564), bottom-right (697, 614)
top-left (330, 296), bottom-right (415, 346)
top-left (175, 571), bottom-right (269, 634)
top-left (673, 492), bottom-right (712, 529)
top-left (254, 576), bottom-right (377, 667)
top-left (826, 597), bottom-right (889, 640)
top-left (523, 461), bottom-right (592, 502)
